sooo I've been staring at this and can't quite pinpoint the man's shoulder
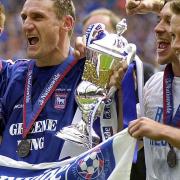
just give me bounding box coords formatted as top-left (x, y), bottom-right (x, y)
top-left (0, 59), bottom-right (31, 74)
top-left (10, 59), bottom-right (33, 70)
top-left (145, 71), bottom-right (163, 87)
top-left (10, 59), bottom-right (33, 74)
top-left (14, 59), bottom-right (30, 65)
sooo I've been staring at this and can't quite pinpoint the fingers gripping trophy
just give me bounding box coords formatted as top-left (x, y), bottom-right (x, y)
top-left (57, 19), bottom-right (137, 149)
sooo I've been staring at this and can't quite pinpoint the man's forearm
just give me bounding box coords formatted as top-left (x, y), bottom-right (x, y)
top-left (161, 125), bottom-right (180, 149)
top-left (126, 0), bottom-right (169, 15)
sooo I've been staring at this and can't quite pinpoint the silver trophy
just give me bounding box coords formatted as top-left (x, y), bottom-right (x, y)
top-left (57, 19), bottom-right (136, 149)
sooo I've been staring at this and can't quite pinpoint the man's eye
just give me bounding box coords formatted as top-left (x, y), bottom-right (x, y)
top-left (21, 14), bottom-right (27, 22)
top-left (156, 16), bottom-right (161, 24)
top-left (32, 14), bottom-right (44, 21)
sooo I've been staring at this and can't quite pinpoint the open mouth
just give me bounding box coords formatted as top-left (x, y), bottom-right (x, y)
top-left (157, 41), bottom-right (170, 50)
top-left (157, 40), bottom-right (171, 55)
top-left (27, 36), bottom-right (39, 46)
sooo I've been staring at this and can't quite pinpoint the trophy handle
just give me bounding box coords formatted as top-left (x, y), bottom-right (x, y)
top-left (126, 43), bottom-right (136, 65)
top-left (107, 86), bottom-right (117, 98)
top-left (134, 55), bottom-right (144, 116)
top-left (107, 43), bottom-right (136, 98)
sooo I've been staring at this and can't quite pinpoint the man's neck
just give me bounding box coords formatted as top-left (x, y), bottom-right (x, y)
top-left (172, 61), bottom-right (180, 77)
top-left (36, 52), bottom-right (68, 67)
top-left (36, 40), bottom-right (70, 67)
top-left (36, 34), bottom-right (70, 67)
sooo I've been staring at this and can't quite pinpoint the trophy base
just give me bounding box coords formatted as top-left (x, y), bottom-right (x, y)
top-left (56, 125), bottom-right (100, 149)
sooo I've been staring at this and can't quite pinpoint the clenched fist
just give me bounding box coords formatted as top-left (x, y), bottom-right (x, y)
top-left (125, 0), bottom-right (165, 15)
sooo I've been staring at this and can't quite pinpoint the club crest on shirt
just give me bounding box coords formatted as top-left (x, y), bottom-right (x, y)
top-left (54, 93), bottom-right (67, 110)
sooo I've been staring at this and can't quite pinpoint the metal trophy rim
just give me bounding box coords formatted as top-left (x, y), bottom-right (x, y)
top-left (87, 42), bottom-right (127, 60)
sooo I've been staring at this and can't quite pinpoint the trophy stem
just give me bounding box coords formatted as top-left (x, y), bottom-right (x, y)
top-left (56, 96), bottom-right (105, 149)
top-left (87, 96), bottom-right (105, 148)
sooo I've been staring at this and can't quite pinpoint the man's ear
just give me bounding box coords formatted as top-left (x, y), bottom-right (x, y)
top-left (61, 15), bottom-right (74, 32)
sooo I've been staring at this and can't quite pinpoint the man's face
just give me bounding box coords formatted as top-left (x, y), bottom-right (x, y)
top-left (21, 0), bottom-right (63, 61)
top-left (170, 14), bottom-right (180, 62)
top-left (154, 3), bottom-right (177, 65)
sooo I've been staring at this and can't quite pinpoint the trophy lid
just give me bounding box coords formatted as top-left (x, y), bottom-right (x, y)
top-left (86, 19), bottom-right (133, 60)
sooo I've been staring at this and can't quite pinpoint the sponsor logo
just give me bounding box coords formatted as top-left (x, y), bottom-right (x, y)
top-left (17, 137), bottom-right (44, 151)
top-left (10, 119), bottom-right (58, 151)
top-left (38, 74), bottom-right (61, 106)
top-left (9, 119), bottom-right (58, 136)
top-left (26, 69), bottom-right (33, 103)
top-left (13, 104), bottom-right (23, 110)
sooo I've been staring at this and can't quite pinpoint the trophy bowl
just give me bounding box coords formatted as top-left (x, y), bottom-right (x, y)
top-left (56, 19), bottom-right (136, 149)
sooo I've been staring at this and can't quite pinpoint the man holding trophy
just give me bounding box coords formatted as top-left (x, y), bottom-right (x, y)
top-left (0, 0), bottom-right (141, 178)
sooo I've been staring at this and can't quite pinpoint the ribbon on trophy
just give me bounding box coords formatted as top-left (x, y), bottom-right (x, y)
top-left (121, 61), bottom-right (138, 163)
top-left (122, 61), bottom-right (137, 129)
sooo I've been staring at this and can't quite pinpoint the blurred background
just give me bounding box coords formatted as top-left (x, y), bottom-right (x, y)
top-left (0, 0), bottom-right (158, 68)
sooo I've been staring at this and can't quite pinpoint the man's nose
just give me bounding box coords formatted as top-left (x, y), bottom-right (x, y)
top-left (154, 20), bottom-right (166, 35)
top-left (22, 18), bottom-right (34, 32)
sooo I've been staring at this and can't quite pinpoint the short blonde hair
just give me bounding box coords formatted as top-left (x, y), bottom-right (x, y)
top-left (83, 8), bottom-right (121, 32)
top-left (0, 3), bottom-right (5, 28)
top-left (51, 0), bottom-right (75, 36)
top-left (170, 0), bottom-right (180, 15)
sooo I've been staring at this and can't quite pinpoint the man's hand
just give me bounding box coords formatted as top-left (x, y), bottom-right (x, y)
top-left (128, 117), bottom-right (180, 149)
top-left (73, 36), bottom-right (86, 60)
top-left (108, 61), bottom-right (128, 90)
top-left (126, 0), bottom-right (141, 15)
top-left (126, 0), bottom-right (164, 15)
top-left (128, 117), bottom-right (165, 140)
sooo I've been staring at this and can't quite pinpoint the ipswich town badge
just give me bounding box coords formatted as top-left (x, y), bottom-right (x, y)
top-left (54, 93), bottom-right (67, 110)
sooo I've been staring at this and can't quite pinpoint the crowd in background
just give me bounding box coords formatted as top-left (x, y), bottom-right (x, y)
top-left (0, 0), bottom-right (157, 67)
